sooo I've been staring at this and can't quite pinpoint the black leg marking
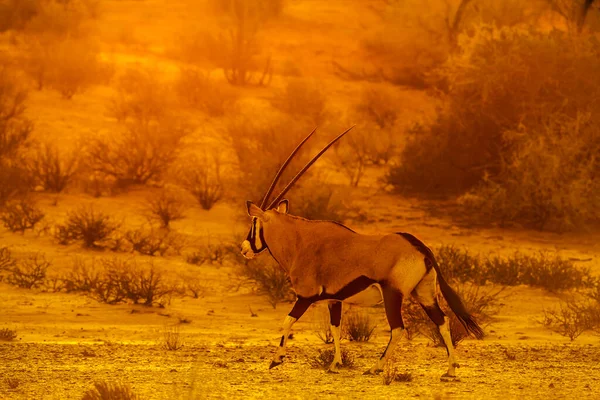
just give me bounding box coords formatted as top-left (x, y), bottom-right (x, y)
top-left (328, 302), bottom-right (342, 327)
top-left (381, 285), bottom-right (404, 330)
top-left (288, 297), bottom-right (314, 320)
top-left (279, 336), bottom-right (285, 347)
top-left (421, 301), bottom-right (446, 326)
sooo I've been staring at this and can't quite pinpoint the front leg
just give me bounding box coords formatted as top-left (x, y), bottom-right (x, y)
top-left (270, 296), bottom-right (314, 369)
top-left (327, 301), bottom-right (343, 373)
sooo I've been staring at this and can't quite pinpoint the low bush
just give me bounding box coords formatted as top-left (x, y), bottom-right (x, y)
top-left (270, 79), bottom-right (328, 126)
top-left (0, 328), bottom-right (17, 341)
top-left (310, 348), bottom-right (354, 369)
top-left (238, 258), bottom-right (294, 309)
top-left (27, 142), bottom-right (78, 193)
top-left (6, 253), bottom-right (51, 289)
top-left (175, 153), bottom-right (224, 210)
top-left (0, 198), bottom-right (45, 233)
top-left (382, 362), bottom-right (413, 385)
top-left (434, 245), bottom-right (592, 292)
top-left (81, 381), bottom-right (139, 400)
top-left (343, 310), bottom-right (376, 342)
top-left (0, 247), bottom-right (15, 278)
top-left (162, 324), bottom-right (184, 351)
top-left (541, 297), bottom-right (599, 341)
top-left (54, 206), bottom-right (120, 248)
top-left (185, 240), bottom-right (238, 267)
top-left (123, 227), bottom-right (185, 257)
top-left (175, 68), bottom-right (238, 116)
top-left (145, 190), bottom-right (186, 228)
top-left (312, 307), bottom-right (334, 344)
top-left (288, 178), bottom-right (353, 222)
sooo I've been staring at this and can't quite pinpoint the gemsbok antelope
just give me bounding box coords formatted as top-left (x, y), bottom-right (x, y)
top-left (240, 127), bottom-right (484, 378)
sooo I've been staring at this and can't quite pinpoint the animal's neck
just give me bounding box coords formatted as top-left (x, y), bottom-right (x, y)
top-left (264, 214), bottom-right (305, 272)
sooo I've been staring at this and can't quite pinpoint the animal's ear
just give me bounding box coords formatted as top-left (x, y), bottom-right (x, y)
top-left (276, 199), bottom-right (289, 214)
top-left (246, 201), bottom-right (265, 219)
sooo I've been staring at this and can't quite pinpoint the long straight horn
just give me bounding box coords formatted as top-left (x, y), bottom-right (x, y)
top-left (268, 126), bottom-right (355, 209)
top-left (259, 127), bottom-right (317, 209)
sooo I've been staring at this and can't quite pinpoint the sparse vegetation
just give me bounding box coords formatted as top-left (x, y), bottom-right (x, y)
top-left (27, 142), bottom-right (78, 193)
top-left (0, 197), bottom-right (45, 233)
top-left (271, 79), bottom-right (328, 126)
top-left (343, 310), bottom-right (376, 342)
top-left (310, 348), bottom-right (355, 369)
top-left (54, 206), bottom-right (120, 248)
top-left (312, 307), bottom-right (334, 344)
top-left (382, 361), bottom-right (413, 385)
top-left (6, 253), bottom-right (51, 289)
top-left (81, 381), bottom-right (139, 400)
top-left (123, 227), bottom-right (185, 256)
top-left (162, 324), bottom-right (184, 351)
top-left (0, 327), bottom-right (17, 341)
top-left (176, 153), bottom-right (224, 210)
top-left (145, 190), bottom-right (186, 229)
top-left (4, 377), bottom-right (20, 389)
top-left (175, 68), bottom-right (238, 116)
top-left (288, 178), bottom-right (352, 222)
top-left (238, 258), bottom-right (293, 309)
top-left (541, 297), bottom-right (600, 341)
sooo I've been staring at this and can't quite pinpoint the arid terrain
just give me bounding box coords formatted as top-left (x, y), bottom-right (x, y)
top-left (1, 1), bottom-right (600, 399)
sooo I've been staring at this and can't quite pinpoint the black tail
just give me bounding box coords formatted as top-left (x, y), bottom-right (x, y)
top-left (397, 232), bottom-right (484, 339)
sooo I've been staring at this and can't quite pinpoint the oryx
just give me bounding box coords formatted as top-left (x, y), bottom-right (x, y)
top-left (240, 128), bottom-right (483, 378)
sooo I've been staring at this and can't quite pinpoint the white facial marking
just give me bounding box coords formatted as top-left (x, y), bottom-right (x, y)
top-left (241, 240), bottom-right (255, 259)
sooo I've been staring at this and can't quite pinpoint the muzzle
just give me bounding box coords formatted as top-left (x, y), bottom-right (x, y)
top-left (241, 240), bottom-right (255, 260)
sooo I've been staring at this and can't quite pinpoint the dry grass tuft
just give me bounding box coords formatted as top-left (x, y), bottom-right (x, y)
top-left (81, 381), bottom-right (139, 400)
top-left (343, 310), bottom-right (376, 342)
top-left (0, 198), bottom-right (45, 234)
top-left (383, 360), bottom-right (413, 385)
top-left (162, 325), bottom-right (184, 351)
top-left (310, 348), bottom-right (354, 369)
top-left (0, 328), bottom-right (17, 341)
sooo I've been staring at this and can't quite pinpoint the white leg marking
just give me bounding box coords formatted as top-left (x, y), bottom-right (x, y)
top-left (271, 315), bottom-right (297, 367)
top-left (368, 327), bottom-right (404, 374)
top-left (438, 317), bottom-right (459, 377)
top-left (329, 324), bottom-right (342, 372)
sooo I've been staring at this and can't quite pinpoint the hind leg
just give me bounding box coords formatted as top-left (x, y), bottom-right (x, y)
top-left (327, 301), bottom-right (343, 372)
top-left (413, 274), bottom-right (458, 378)
top-left (365, 285), bottom-right (404, 375)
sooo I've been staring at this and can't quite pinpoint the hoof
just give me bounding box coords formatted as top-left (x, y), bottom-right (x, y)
top-left (269, 360), bottom-right (283, 369)
top-left (327, 368), bottom-right (340, 374)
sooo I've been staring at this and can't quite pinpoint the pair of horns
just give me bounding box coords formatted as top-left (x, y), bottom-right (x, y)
top-left (259, 126), bottom-right (354, 210)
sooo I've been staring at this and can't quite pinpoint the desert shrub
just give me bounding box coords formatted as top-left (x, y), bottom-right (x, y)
top-left (0, 328), bottom-right (17, 341)
top-left (270, 79), bottom-right (328, 126)
top-left (46, 37), bottom-right (103, 99)
top-left (312, 307), bottom-right (334, 344)
top-left (27, 142), bottom-right (78, 192)
top-left (310, 348), bottom-right (354, 369)
top-left (179, 274), bottom-right (208, 299)
top-left (389, 27), bottom-right (600, 231)
top-left (123, 227), bottom-right (185, 257)
top-left (86, 121), bottom-right (188, 188)
top-left (175, 68), bottom-right (238, 116)
top-left (162, 324), bottom-right (184, 351)
top-left (83, 258), bottom-right (173, 306)
top-left (238, 257), bottom-right (293, 308)
top-left (62, 257), bottom-right (100, 293)
top-left (145, 190), bottom-right (186, 228)
top-left (343, 310), bottom-right (376, 342)
top-left (6, 253), bottom-right (51, 289)
top-left (433, 246), bottom-right (593, 292)
top-left (0, 64), bottom-right (33, 205)
top-left (0, 198), bottom-right (45, 233)
top-left (175, 153), bottom-right (224, 210)
top-left (186, 239), bottom-right (237, 266)
top-left (541, 297), bottom-right (599, 341)
top-left (382, 361), bottom-right (413, 385)
top-left (435, 245), bottom-right (483, 284)
top-left (54, 206), bottom-right (120, 248)
top-left (418, 283), bottom-right (500, 347)
top-left (0, 247), bottom-right (15, 279)
top-left (210, 0), bottom-right (285, 19)
top-left (81, 381), bottom-right (139, 400)
top-left (227, 115), bottom-right (314, 203)
top-left (208, 0), bottom-right (277, 86)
